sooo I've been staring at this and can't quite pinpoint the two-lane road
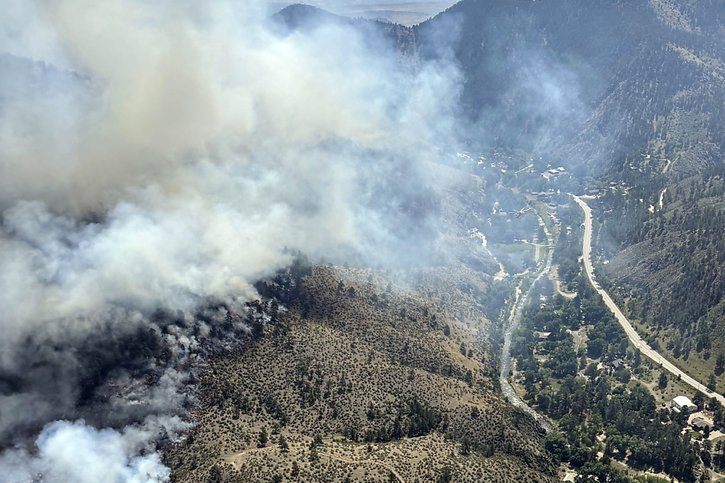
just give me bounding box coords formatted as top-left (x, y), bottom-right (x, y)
top-left (574, 195), bottom-right (725, 407)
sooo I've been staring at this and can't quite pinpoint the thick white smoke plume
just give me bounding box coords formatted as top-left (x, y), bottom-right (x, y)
top-left (0, 418), bottom-right (189, 483)
top-left (0, 0), bottom-right (460, 480)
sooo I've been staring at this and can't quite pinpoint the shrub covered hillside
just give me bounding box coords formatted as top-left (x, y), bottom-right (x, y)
top-left (164, 265), bottom-right (557, 482)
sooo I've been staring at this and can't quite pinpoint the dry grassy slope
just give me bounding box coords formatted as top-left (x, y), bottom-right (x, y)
top-left (165, 265), bottom-right (556, 482)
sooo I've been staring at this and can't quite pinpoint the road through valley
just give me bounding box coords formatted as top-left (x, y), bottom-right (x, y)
top-left (574, 195), bottom-right (725, 407)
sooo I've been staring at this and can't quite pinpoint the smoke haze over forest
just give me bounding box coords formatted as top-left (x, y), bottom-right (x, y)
top-left (0, 1), bottom-right (463, 480)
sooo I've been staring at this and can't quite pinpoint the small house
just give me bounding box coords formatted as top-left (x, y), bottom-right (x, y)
top-left (691, 417), bottom-right (712, 432)
top-left (534, 331), bottom-right (551, 341)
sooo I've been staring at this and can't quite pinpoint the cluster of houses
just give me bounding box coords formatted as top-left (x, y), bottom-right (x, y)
top-left (542, 166), bottom-right (566, 180)
top-left (672, 395), bottom-right (715, 433)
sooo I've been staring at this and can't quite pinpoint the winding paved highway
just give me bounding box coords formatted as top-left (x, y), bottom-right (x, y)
top-left (573, 195), bottom-right (725, 407)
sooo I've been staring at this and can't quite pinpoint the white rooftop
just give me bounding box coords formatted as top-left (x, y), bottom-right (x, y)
top-left (673, 395), bottom-right (695, 407)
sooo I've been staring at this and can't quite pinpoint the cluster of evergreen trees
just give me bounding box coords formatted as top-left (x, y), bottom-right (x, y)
top-left (511, 275), bottom-right (702, 480)
top-left (344, 398), bottom-right (444, 444)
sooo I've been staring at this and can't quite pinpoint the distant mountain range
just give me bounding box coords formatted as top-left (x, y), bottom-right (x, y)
top-left (269, 1), bottom-right (455, 25)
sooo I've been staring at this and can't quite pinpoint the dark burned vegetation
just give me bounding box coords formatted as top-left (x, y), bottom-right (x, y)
top-left (1, 320), bottom-right (177, 447)
top-left (165, 264), bottom-right (557, 482)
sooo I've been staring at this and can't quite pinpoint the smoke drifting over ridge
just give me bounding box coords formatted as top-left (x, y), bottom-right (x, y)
top-left (0, 1), bottom-right (460, 480)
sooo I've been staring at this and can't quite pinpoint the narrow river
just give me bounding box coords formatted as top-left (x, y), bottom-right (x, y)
top-left (498, 213), bottom-right (555, 433)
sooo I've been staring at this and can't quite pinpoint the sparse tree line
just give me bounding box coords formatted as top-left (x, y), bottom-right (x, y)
top-left (552, 204), bottom-right (584, 290)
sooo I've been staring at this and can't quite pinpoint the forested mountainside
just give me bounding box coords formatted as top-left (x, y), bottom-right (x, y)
top-left (279, 1), bottom-right (723, 176)
top-left (273, 4), bottom-right (417, 57)
top-left (164, 165), bottom-right (561, 482)
top-left (589, 1), bottom-right (724, 368)
top-left (416, 0), bottom-right (725, 173)
top-left (599, 171), bottom-right (725, 389)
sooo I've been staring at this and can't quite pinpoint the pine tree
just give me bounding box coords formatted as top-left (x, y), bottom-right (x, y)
top-left (708, 373), bottom-right (717, 391)
top-left (716, 354), bottom-right (725, 376)
top-left (278, 434), bottom-right (289, 452)
top-left (258, 427), bottom-right (268, 448)
top-left (658, 371), bottom-right (668, 390)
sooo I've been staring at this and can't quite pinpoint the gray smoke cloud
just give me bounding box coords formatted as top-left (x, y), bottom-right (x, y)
top-left (0, 0), bottom-right (461, 480)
